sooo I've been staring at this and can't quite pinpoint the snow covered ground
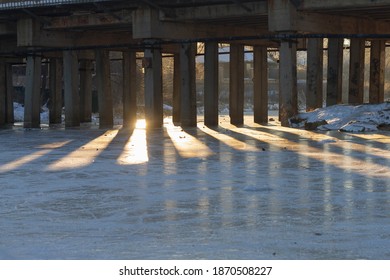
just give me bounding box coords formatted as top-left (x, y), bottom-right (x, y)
top-left (290, 103), bottom-right (390, 132)
top-left (1, 111), bottom-right (390, 260)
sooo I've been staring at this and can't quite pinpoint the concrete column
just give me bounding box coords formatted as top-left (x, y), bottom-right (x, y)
top-left (49, 58), bottom-right (63, 124)
top-left (79, 59), bottom-right (93, 123)
top-left (95, 49), bottom-right (114, 128)
top-left (204, 42), bottom-right (219, 126)
top-left (63, 50), bottom-right (80, 127)
top-left (348, 38), bottom-right (365, 104)
top-left (253, 46), bottom-right (268, 124)
top-left (279, 40), bottom-right (298, 127)
top-left (0, 60), bottom-right (13, 126)
top-left (229, 43), bottom-right (245, 126)
top-left (144, 44), bottom-right (163, 128)
top-left (369, 40), bottom-right (385, 104)
top-left (327, 38), bottom-right (343, 106)
top-left (24, 55), bottom-right (41, 128)
top-left (306, 38), bottom-right (323, 111)
top-left (5, 63), bottom-right (14, 124)
top-left (122, 51), bottom-right (137, 127)
top-left (180, 43), bottom-right (197, 127)
top-left (0, 60), bottom-right (6, 126)
top-left (172, 53), bottom-right (181, 126)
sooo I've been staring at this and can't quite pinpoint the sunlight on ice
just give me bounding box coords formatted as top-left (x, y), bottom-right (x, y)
top-left (198, 124), bottom-right (259, 151)
top-left (0, 149), bottom-right (52, 173)
top-left (347, 133), bottom-right (390, 144)
top-left (166, 123), bottom-right (214, 158)
top-left (47, 130), bottom-right (119, 171)
top-left (0, 141), bottom-right (71, 173)
top-left (231, 126), bottom-right (390, 179)
top-left (117, 120), bottom-right (149, 165)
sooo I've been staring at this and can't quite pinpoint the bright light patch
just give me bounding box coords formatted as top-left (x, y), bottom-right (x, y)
top-left (166, 124), bottom-right (214, 158)
top-left (0, 149), bottom-right (52, 173)
top-left (0, 141), bottom-right (71, 173)
top-left (117, 120), bottom-right (149, 165)
top-left (47, 130), bottom-right (119, 171)
top-left (198, 124), bottom-right (259, 151)
top-left (229, 125), bottom-right (390, 179)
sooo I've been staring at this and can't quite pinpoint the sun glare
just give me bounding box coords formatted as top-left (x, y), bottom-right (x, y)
top-left (117, 119), bottom-right (149, 165)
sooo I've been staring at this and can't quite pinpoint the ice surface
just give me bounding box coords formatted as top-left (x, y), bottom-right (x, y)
top-left (0, 115), bottom-right (390, 260)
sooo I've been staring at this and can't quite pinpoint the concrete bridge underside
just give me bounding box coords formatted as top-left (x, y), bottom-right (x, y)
top-left (0, 0), bottom-right (390, 129)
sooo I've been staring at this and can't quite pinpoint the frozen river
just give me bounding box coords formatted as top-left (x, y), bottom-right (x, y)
top-left (1, 116), bottom-right (390, 259)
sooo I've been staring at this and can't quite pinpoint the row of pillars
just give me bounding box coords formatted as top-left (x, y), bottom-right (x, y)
top-left (146, 42), bottom-right (269, 128)
top-left (0, 49), bottom-right (134, 129)
top-left (3, 38), bottom-right (382, 129)
top-left (21, 50), bottom-right (118, 129)
top-left (0, 42), bottom-right (269, 129)
top-left (281, 37), bottom-right (386, 126)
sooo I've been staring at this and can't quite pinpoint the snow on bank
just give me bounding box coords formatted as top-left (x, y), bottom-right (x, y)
top-left (290, 103), bottom-right (390, 132)
top-left (14, 102), bottom-right (50, 123)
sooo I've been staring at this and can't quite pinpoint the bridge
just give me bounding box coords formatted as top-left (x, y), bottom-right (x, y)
top-left (0, 0), bottom-right (389, 129)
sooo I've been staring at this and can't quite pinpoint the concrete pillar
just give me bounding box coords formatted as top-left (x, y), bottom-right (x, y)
top-left (5, 63), bottom-right (13, 124)
top-left (306, 38), bottom-right (323, 111)
top-left (253, 46), bottom-right (268, 124)
top-left (144, 44), bottom-right (163, 128)
top-left (369, 40), bottom-right (385, 104)
top-left (95, 49), bottom-right (114, 128)
top-left (0, 60), bottom-right (6, 126)
top-left (204, 42), bottom-right (219, 126)
top-left (0, 61), bottom-right (13, 126)
top-left (229, 43), bottom-right (245, 126)
top-left (172, 53), bottom-right (181, 125)
top-left (327, 38), bottom-right (343, 106)
top-left (180, 43), bottom-right (197, 127)
top-left (24, 55), bottom-right (41, 128)
top-left (279, 40), bottom-right (298, 127)
top-left (49, 58), bottom-right (63, 124)
top-left (63, 50), bottom-right (80, 127)
top-left (122, 51), bottom-right (137, 127)
top-left (79, 59), bottom-right (93, 123)
top-left (348, 38), bottom-right (365, 104)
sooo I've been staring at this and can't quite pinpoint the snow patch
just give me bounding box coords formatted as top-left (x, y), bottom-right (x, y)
top-left (14, 102), bottom-right (50, 123)
top-left (290, 103), bottom-right (390, 132)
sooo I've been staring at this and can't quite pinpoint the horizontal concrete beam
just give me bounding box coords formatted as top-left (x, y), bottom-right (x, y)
top-left (0, 23), bottom-right (16, 36)
top-left (296, 11), bottom-right (390, 34)
top-left (44, 11), bottom-right (132, 30)
top-left (17, 18), bottom-right (141, 49)
top-left (269, 0), bottom-right (390, 34)
top-left (160, 2), bottom-right (267, 21)
top-left (73, 30), bottom-right (137, 47)
top-left (0, 39), bottom-right (18, 54)
top-left (299, 0), bottom-right (390, 10)
top-left (133, 7), bottom-right (267, 40)
top-left (17, 18), bottom-right (73, 47)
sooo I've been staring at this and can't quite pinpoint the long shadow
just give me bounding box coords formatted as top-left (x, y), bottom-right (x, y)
top-left (42, 127), bottom-right (125, 172)
top-left (181, 124), bottom-right (387, 247)
top-left (209, 122), bottom-right (390, 181)
top-left (0, 128), bottom-right (81, 173)
top-left (242, 123), bottom-right (390, 166)
top-left (97, 127), bottom-right (136, 164)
